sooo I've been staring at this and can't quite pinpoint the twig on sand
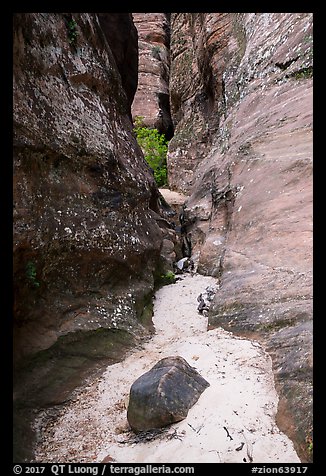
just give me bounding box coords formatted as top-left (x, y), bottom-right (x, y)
top-left (246, 442), bottom-right (254, 462)
top-left (208, 450), bottom-right (222, 462)
top-left (250, 341), bottom-right (261, 349)
top-left (196, 423), bottom-right (204, 434)
top-left (223, 426), bottom-right (233, 441)
top-left (187, 423), bottom-right (197, 432)
top-left (240, 430), bottom-right (254, 462)
top-left (166, 429), bottom-right (185, 441)
top-left (187, 422), bottom-right (204, 434)
top-left (235, 442), bottom-right (245, 451)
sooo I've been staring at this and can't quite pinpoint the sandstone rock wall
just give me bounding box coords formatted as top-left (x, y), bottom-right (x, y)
top-left (13, 12), bottom-right (313, 463)
top-left (13, 13), bottom-right (165, 364)
top-left (131, 13), bottom-right (173, 138)
top-left (168, 13), bottom-right (313, 461)
top-left (168, 13), bottom-right (234, 192)
top-left (97, 13), bottom-right (138, 114)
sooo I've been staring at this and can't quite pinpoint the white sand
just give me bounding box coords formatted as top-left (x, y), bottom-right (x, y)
top-left (159, 188), bottom-right (189, 205)
top-left (33, 274), bottom-right (300, 463)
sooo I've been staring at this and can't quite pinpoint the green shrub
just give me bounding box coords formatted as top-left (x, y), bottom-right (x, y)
top-left (133, 116), bottom-right (168, 187)
top-left (306, 432), bottom-right (313, 459)
top-left (66, 17), bottom-right (78, 46)
top-left (26, 261), bottom-right (40, 288)
top-left (159, 271), bottom-right (176, 285)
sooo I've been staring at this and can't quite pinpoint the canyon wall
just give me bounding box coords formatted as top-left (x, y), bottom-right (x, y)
top-left (13, 12), bottom-right (313, 463)
top-left (168, 13), bottom-right (313, 461)
top-left (131, 13), bottom-right (173, 138)
top-left (13, 12), bottom-right (169, 375)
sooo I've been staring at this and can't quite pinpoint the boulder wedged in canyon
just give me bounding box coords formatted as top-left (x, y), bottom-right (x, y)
top-left (168, 13), bottom-right (313, 461)
top-left (13, 16), bottom-right (179, 459)
top-left (131, 13), bottom-right (173, 138)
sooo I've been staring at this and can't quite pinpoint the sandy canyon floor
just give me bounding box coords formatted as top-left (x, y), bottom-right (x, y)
top-left (32, 274), bottom-right (300, 464)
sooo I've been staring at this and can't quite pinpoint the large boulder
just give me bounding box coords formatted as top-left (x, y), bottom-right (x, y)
top-left (127, 356), bottom-right (210, 432)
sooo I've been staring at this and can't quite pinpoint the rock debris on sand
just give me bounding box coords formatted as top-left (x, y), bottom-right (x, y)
top-left (32, 274), bottom-right (300, 463)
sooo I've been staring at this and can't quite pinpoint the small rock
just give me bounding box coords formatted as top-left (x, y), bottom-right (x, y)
top-left (205, 285), bottom-right (217, 301)
top-left (197, 295), bottom-right (209, 314)
top-left (115, 422), bottom-right (130, 434)
top-left (101, 455), bottom-right (116, 463)
top-left (175, 257), bottom-right (190, 272)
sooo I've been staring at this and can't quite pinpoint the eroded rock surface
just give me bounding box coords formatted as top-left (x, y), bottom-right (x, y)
top-left (168, 13), bottom-right (313, 461)
top-left (13, 13), bottom-right (166, 362)
top-left (131, 13), bottom-right (173, 138)
top-left (97, 13), bottom-right (138, 114)
top-left (13, 12), bottom-right (313, 463)
top-left (127, 356), bottom-right (210, 432)
top-left (13, 13), bottom-right (173, 461)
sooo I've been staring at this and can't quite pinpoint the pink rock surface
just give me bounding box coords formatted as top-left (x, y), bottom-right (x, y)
top-left (168, 13), bottom-right (313, 461)
top-left (131, 13), bottom-right (173, 138)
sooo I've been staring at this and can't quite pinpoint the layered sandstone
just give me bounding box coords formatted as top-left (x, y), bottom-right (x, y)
top-left (168, 13), bottom-right (313, 461)
top-left (131, 13), bottom-right (173, 138)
